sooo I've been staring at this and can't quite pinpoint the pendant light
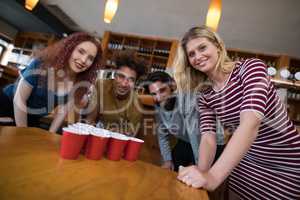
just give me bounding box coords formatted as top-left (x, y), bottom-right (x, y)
top-left (25, 0), bottom-right (39, 11)
top-left (205, 0), bottom-right (222, 31)
top-left (104, 0), bottom-right (119, 23)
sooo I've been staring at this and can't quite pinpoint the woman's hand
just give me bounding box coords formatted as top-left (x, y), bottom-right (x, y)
top-left (49, 101), bottom-right (72, 133)
top-left (177, 165), bottom-right (217, 190)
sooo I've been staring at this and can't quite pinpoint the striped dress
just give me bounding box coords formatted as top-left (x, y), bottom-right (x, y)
top-left (197, 58), bottom-right (300, 199)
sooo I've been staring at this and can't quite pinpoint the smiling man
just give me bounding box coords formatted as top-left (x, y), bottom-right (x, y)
top-left (145, 71), bottom-right (200, 171)
top-left (145, 71), bottom-right (225, 172)
top-left (85, 51), bottom-right (146, 136)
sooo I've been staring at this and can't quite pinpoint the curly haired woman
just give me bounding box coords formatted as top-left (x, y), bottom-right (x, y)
top-left (0, 32), bottom-right (102, 133)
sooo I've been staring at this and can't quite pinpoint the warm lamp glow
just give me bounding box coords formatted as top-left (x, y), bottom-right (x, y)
top-left (25, 0), bottom-right (39, 11)
top-left (205, 0), bottom-right (222, 31)
top-left (104, 0), bottom-right (119, 23)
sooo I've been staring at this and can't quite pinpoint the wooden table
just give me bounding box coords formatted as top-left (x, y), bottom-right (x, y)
top-left (0, 126), bottom-right (208, 200)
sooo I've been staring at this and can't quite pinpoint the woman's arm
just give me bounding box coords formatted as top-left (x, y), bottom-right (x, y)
top-left (206, 111), bottom-right (261, 189)
top-left (178, 111), bottom-right (261, 190)
top-left (197, 132), bottom-right (217, 171)
top-left (49, 101), bottom-right (73, 133)
top-left (13, 78), bottom-right (33, 127)
top-left (194, 92), bottom-right (218, 171)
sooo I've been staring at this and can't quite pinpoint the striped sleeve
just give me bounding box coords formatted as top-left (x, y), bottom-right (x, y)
top-left (240, 59), bottom-right (269, 118)
top-left (197, 93), bottom-right (217, 135)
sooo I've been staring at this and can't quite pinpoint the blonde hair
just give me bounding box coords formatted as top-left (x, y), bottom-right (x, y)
top-left (174, 26), bottom-right (233, 91)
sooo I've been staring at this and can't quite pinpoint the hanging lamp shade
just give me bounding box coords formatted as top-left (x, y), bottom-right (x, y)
top-left (25, 0), bottom-right (39, 11)
top-left (205, 0), bottom-right (222, 31)
top-left (104, 0), bottom-right (119, 23)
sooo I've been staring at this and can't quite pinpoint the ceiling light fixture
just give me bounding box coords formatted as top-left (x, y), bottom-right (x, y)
top-left (25, 0), bottom-right (39, 11)
top-left (104, 0), bottom-right (119, 23)
top-left (205, 0), bottom-right (222, 31)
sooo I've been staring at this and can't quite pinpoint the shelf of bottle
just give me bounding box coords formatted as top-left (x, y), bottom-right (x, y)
top-left (271, 78), bottom-right (300, 89)
top-left (136, 52), bottom-right (168, 59)
top-left (107, 47), bottom-right (170, 56)
top-left (153, 54), bottom-right (169, 60)
top-left (137, 53), bottom-right (152, 58)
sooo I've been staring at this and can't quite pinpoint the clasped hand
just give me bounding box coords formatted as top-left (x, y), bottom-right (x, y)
top-left (177, 165), bottom-right (215, 190)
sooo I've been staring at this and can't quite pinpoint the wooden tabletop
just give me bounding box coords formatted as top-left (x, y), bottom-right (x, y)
top-left (0, 126), bottom-right (208, 200)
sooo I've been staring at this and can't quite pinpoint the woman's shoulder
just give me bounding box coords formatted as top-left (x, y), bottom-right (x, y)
top-left (237, 58), bottom-right (266, 70)
top-left (20, 59), bottom-right (43, 74)
top-left (20, 59), bottom-right (46, 85)
top-left (234, 58), bottom-right (267, 77)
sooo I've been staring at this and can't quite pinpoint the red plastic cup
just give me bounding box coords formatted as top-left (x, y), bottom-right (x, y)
top-left (124, 137), bottom-right (144, 161)
top-left (80, 139), bottom-right (88, 155)
top-left (68, 123), bottom-right (94, 154)
top-left (85, 129), bottom-right (111, 160)
top-left (60, 128), bottom-right (89, 160)
top-left (107, 133), bottom-right (129, 161)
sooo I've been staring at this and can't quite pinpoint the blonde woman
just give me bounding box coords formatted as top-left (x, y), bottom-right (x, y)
top-left (175, 26), bottom-right (300, 199)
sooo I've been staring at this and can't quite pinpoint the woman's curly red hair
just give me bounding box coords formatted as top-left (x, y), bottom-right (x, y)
top-left (34, 32), bottom-right (103, 109)
top-left (34, 32), bottom-right (103, 83)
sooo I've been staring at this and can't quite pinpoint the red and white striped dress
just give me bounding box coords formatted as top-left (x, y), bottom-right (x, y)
top-left (198, 58), bottom-right (300, 199)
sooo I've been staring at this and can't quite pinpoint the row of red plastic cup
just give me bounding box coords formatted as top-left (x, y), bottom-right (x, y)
top-left (60, 123), bottom-right (144, 161)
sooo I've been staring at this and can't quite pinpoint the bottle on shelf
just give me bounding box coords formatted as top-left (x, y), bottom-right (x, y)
top-left (102, 31), bottom-right (178, 74)
top-left (267, 66), bottom-right (277, 77)
top-left (279, 69), bottom-right (291, 79)
top-left (108, 40), bottom-right (123, 50)
top-left (294, 72), bottom-right (300, 81)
